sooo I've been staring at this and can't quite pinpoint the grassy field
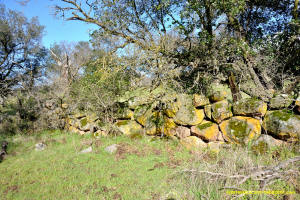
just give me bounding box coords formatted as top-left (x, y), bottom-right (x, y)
top-left (0, 130), bottom-right (299, 200)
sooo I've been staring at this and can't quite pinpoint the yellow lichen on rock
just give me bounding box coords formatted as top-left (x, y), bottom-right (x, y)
top-left (115, 120), bottom-right (143, 136)
top-left (263, 110), bottom-right (300, 142)
top-left (191, 120), bottom-right (219, 142)
top-left (211, 100), bottom-right (233, 124)
top-left (204, 104), bottom-right (212, 119)
top-left (219, 116), bottom-right (261, 144)
top-left (233, 98), bottom-right (267, 116)
top-left (94, 130), bottom-right (108, 137)
top-left (193, 94), bottom-right (210, 107)
top-left (158, 116), bottom-right (177, 136)
top-left (180, 136), bottom-right (207, 150)
top-left (173, 108), bottom-right (205, 126)
top-left (209, 91), bottom-right (227, 102)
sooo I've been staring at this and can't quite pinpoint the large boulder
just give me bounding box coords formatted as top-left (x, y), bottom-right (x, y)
top-left (219, 116), bottom-right (261, 144)
top-left (269, 94), bottom-right (293, 109)
top-left (169, 94), bottom-right (205, 126)
top-left (115, 120), bottom-right (143, 136)
top-left (263, 110), bottom-right (300, 141)
top-left (191, 120), bottom-right (220, 142)
top-left (211, 100), bottom-right (233, 124)
top-left (180, 136), bottom-right (207, 150)
top-left (233, 98), bottom-right (267, 117)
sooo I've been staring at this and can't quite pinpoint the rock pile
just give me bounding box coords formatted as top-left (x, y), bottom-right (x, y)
top-left (66, 112), bottom-right (107, 137)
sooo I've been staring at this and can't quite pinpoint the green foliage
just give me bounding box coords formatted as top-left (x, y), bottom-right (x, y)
top-left (70, 52), bottom-right (133, 122)
top-left (0, 93), bottom-right (40, 135)
top-left (0, 4), bottom-right (46, 97)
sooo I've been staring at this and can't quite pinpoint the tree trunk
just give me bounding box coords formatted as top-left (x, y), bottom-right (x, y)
top-left (229, 72), bottom-right (242, 102)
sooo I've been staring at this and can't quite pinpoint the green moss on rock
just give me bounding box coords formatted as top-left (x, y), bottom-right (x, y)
top-left (80, 118), bottom-right (88, 127)
top-left (197, 121), bottom-right (213, 130)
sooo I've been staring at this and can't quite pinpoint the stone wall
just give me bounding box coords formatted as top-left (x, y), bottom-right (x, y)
top-left (65, 86), bottom-right (300, 150)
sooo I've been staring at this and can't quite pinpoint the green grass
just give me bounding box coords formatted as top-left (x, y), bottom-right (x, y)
top-left (0, 130), bottom-right (299, 200)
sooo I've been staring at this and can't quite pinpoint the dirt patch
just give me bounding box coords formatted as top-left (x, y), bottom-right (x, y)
top-left (115, 142), bottom-right (146, 160)
top-left (4, 185), bottom-right (19, 195)
top-left (148, 162), bottom-right (165, 171)
top-left (111, 173), bottom-right (118, 179)
top-left (151, 148), bottom-right (162, 155)
top-left (166, 158), bottom-right (182, 169)
top-left (59, 137), bottom-right (67, 144)
top-left (94, 139), bottom-right (102, 147)
top-left (113, 192), bottom-right (122, 200)
top-left (149, 192), bottom-right (161, 200)
top-left (81, 139), bottom-right (93, 146)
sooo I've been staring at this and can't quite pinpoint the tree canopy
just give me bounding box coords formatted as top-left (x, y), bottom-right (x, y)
top-left (0, 4), bottom-right (46, 97)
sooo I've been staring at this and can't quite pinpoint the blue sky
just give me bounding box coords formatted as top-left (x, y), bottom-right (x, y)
top-left (2, 0), bottom-right (97, 48)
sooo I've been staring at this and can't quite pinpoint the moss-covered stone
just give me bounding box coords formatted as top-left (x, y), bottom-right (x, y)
top-left (220, 116), bottom-right (261, 144)
top-left (211, 100), bottom-right (233, 124)
top-left (86, 113), bottom-right (99, 122)
top-left (116, 107), bottom-right (134, 120)
top-left (209, 91), bottom-right (228, 102)
top-left (269, 94), bottom-right (293, 109)
top-left (74, 113), bottom-right (86, 119)
top-left (204, 104), bottom-right (212, 119)
top-left (191, 120), bottom-right (219, 142)
top-left (233, 98), bottom-right (267, 117)
top-left (167, 94), bottom-right (205, 126)
top-left (157, 116), bottom-right (177, 136)
top-left (193, 94), bottom-right (210, 107)
top-left (180, 136), bottom-right (207, 150)
top-left (93, 130), bottom-right (108, 137)
top-left (133, 104), bottom-right (153, 126)
top-left (115, 120), bottom-right (143, 136)
top-left (263, 110), bottom-right (300, 141)
top-left (80, 117), bottom-right (88, 127)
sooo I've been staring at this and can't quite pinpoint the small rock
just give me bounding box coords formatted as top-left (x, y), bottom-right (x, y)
top-left (79, 146), bottom-right (93, 154)
top-left (35, 143), bottom-right (46, 151)
top-left (105, 144), bottom-right (118, 154)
